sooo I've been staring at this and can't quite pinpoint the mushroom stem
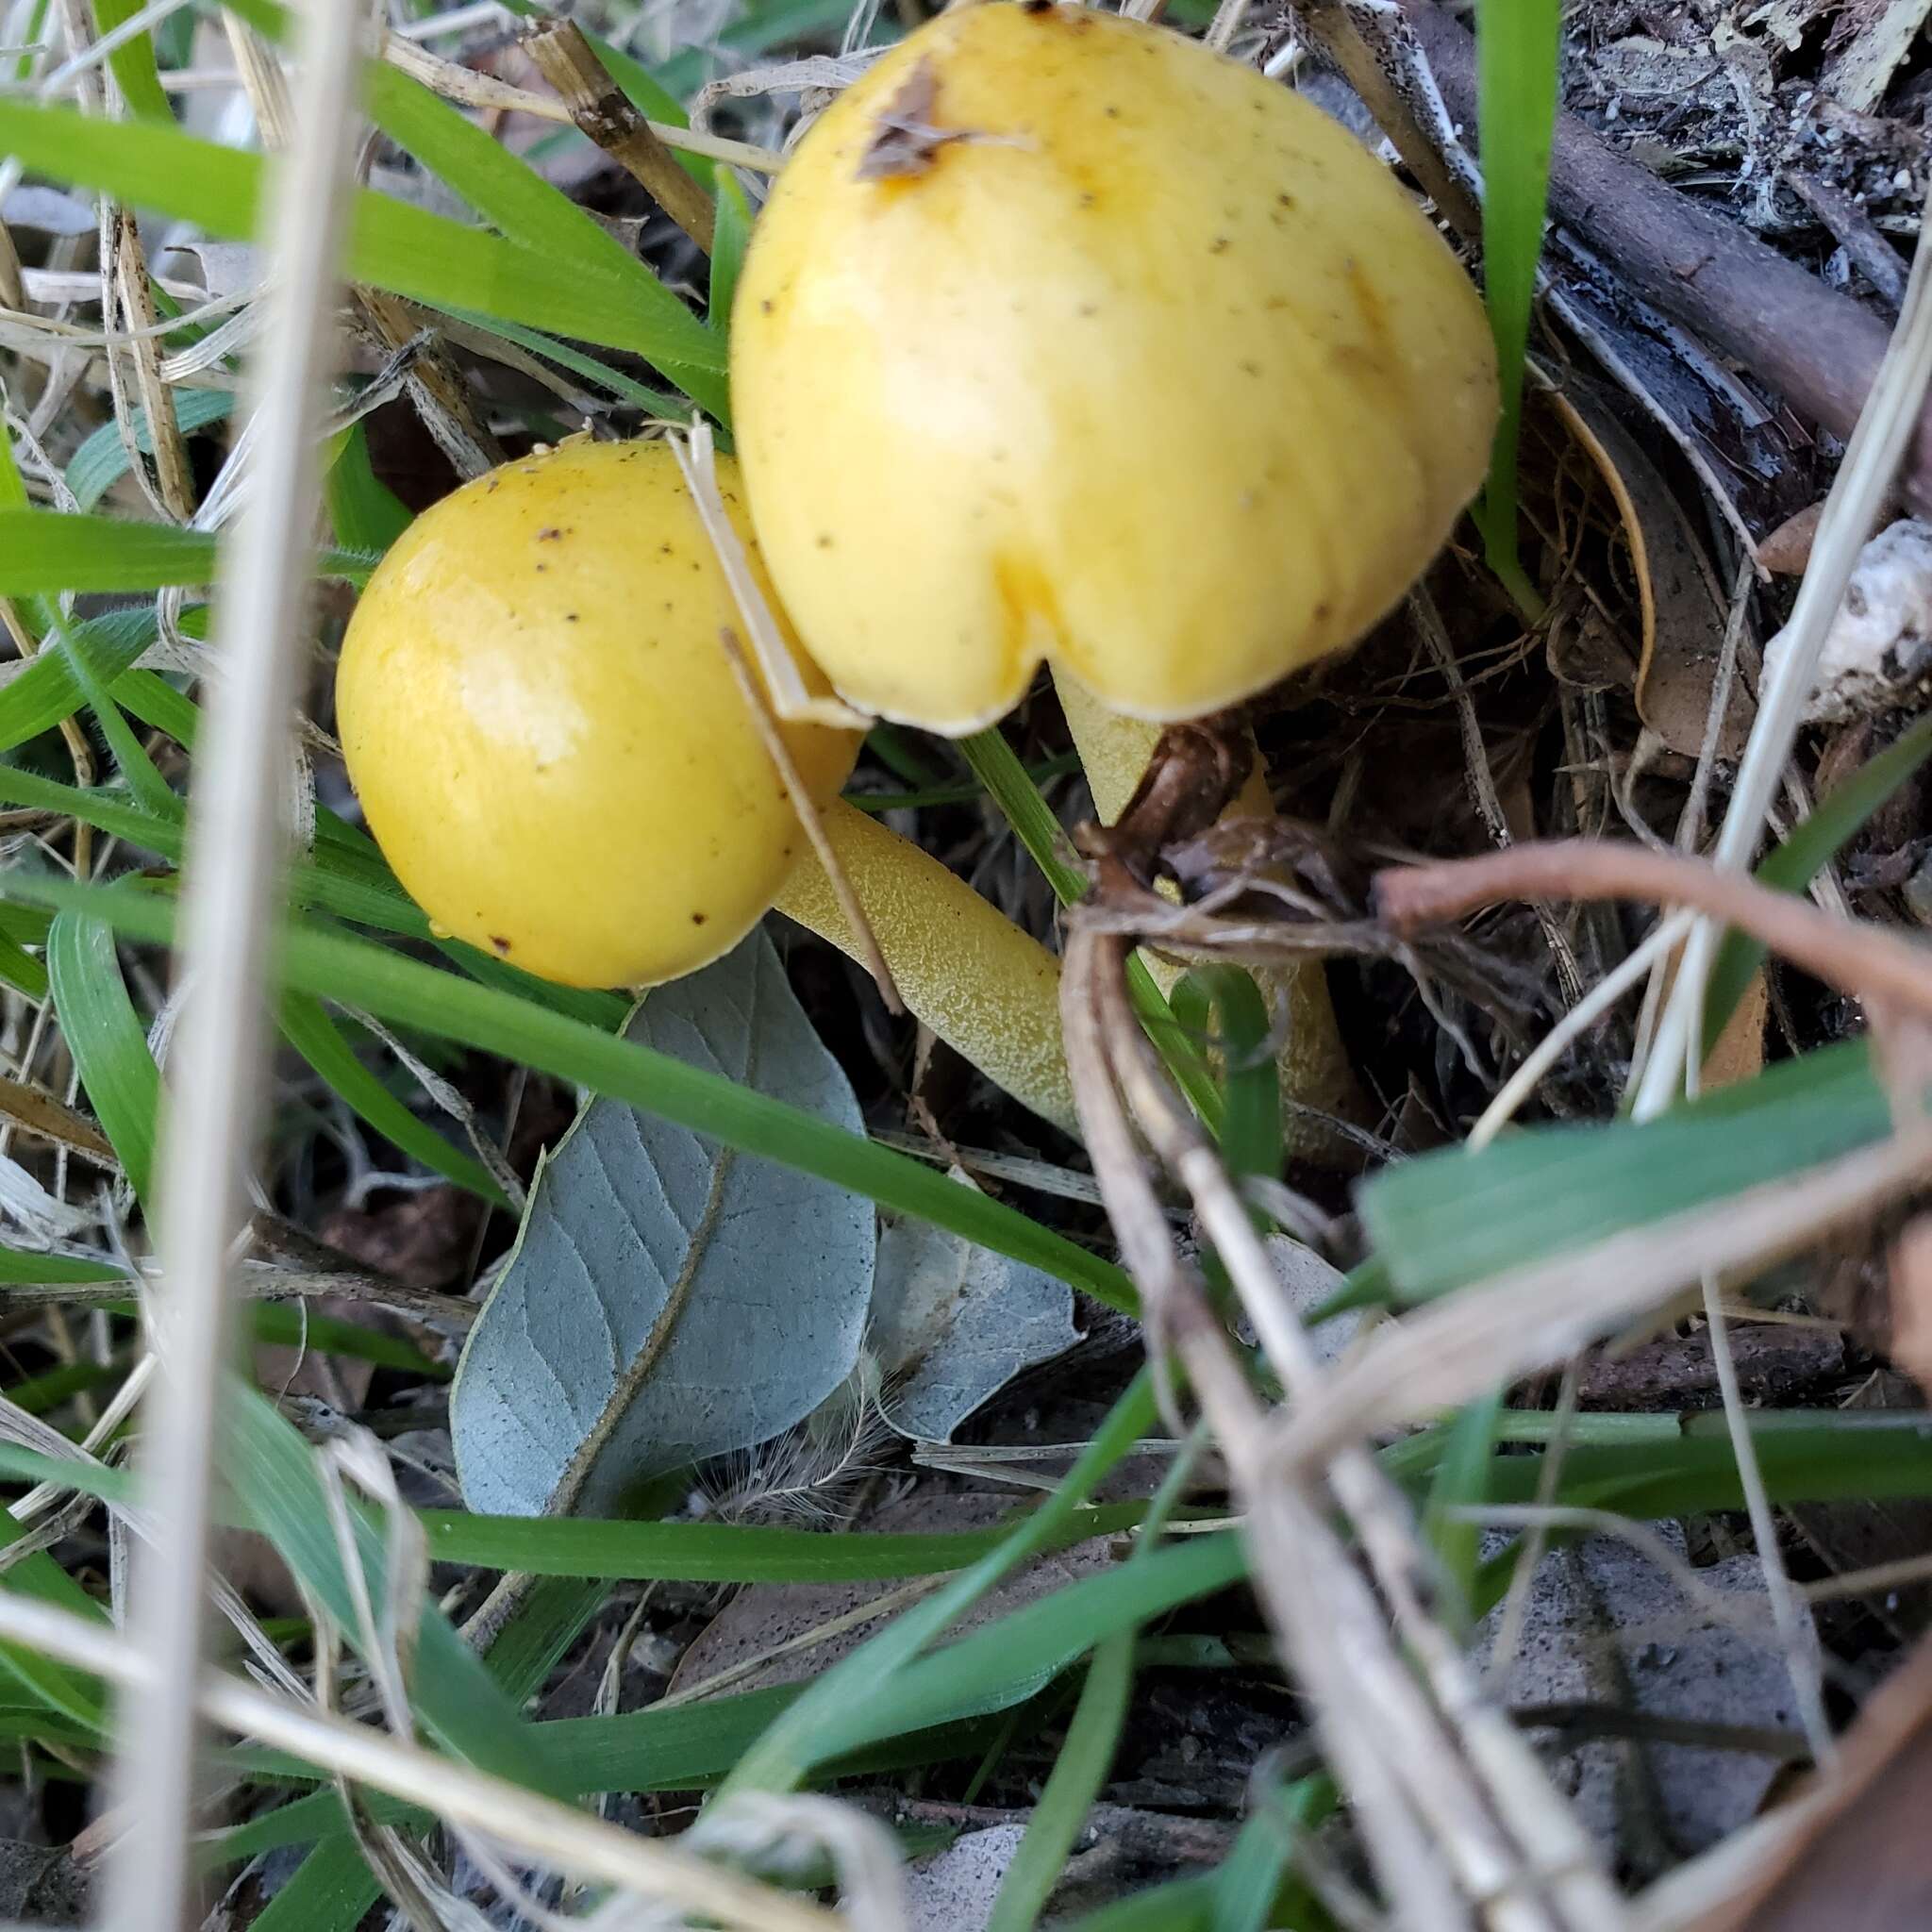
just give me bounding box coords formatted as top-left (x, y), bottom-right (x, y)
top-left (1053, 670), bottom-right (1360, 1143)
top-left (773, 797), bottom-right (1079, 1137)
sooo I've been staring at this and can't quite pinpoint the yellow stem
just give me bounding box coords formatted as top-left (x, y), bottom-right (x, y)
top-left (774, 798), bottom-right (1079, 1136)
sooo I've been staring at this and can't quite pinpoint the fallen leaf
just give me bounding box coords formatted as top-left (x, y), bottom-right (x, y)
top-left (451, 931), bottom-right (876, 1517)
top-left (872, 1170), bottom-right (1080, 1442)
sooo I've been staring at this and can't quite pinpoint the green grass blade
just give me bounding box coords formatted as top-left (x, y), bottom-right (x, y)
top-left (52, 616), bottom-right (175, 817)
top-left (278, 992), bottom-right (507, 1206)
top-left (68, 390), bottom-right (235, 512)
top-left (1208, 1774), bottom-right (1335, 1932)
top-left (364, 60), bottom-right (663, 292)
top-left (323, 422), bottom-right (412, 555)
top-left (1056, 1875), bottom-right (1217, 1932)
top-left (44, 913), bottom-right (158, 1207)
top-left (986, 1636), bottom-right (1134, 1932)
top-left (0, 510), bottom-right (371, 594)
top-left (0, 1441), bottom-right (1158, 1583)
top-left (246, 1837), bottom-right (378, 1932)
top-left (221, 1538), bottom-right (1243, 1844)
top-left (720, 1371), bottom-right (1158, 1796)
top-left (0, 606), bottom-right (177, 754)
top-left (0, 874), bottom-right (1138, 1310)
top-left (800, 1536), bottom-right (1243, 1774)
top-left (987, 1419), bottom-right (1205, 1931)
top-left (0, 1244), bottom-right (121, 1286)
top-left (0, 99), bottom-right (726, 410)
top-left (710, 170), bottom-right (754, 332)
top-left (1363, 1039), bottom-right (1888, 1300)
top-left (1177, 965), bottom-right (1281, 1181)
top-left (242, 1569), bottom-right (608, 1932)
top-left (225, 1384), bottom-right (560, 1785)
top-left (91, 0), bottom-right (173, 122)
top-left (1474, 0), bottom-right (1558, 615)
top-left (111, 668), bottom-right (199, 750)
top-left (0, 931), bottom-right (47, 1001)
top-left (420, 1498), bottom-right (1154, 1581)
top-left (0, 1510), bottom-right (111, 1736)
top-left (441, 307), bottom-right (684, 416)
top-left (1420, 1388), bottom-right (1504, 1626)
top-left (250, 1304), bottom-right (448, 1380)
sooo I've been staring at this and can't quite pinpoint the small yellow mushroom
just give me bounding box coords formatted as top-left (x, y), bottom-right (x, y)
top-left (336, 440), bottom-right (1077, 1130)
top-left (337, 439), bottom-right (859, 990)
top-left (733, 1), bottom-right (1498, 733)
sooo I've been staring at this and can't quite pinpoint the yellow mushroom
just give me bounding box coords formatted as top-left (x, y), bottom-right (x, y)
top-left (733, 1), bottom-right (1498, 734)
top-left (335, 439), bottom-right (1076, 1131)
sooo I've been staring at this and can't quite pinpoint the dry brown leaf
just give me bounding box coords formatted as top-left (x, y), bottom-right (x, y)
top-left (1702, 973), bottom-right (1769, 1091)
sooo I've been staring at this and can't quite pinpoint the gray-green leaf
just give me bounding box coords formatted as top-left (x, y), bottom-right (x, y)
top-left (451, 932), bottom-right (875, 1517)
top-left (871, 1175), bottom-right (1079, 1443)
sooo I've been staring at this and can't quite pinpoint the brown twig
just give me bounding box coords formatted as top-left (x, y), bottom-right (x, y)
top-left (1375, 838), bottom-right (1932, 1024)
top-left (1394, 0), bottom-right (1932, 516)
top-left (1788, 173), bottom-right (1910, 311)
top-left (524, 17), bottom-right (716, 256)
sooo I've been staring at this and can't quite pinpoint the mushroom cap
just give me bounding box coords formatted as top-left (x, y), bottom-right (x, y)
top-left (733, 1), bottom-right (1498, 733)
top-left (336, 440), bottom-right (861, 990)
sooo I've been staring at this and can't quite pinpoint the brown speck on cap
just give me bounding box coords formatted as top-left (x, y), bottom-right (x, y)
top-left (691, 911), bottom-right (708, 925)
top-left (536, 526), bottom-right (563, 541)
top-left (490, 936), bottom-right (512, 955)
top-left (857, 58), bottom-right (963, 182)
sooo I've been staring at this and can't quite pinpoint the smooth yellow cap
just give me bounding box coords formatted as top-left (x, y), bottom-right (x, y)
top-left (336, 440), bottom-right (861, 989)
top-left (733, 2), bottom-right (1498, 733)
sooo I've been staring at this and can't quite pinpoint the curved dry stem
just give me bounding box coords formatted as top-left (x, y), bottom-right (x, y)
top-left (1375, 838), bottom-right (1932, 1024)
top-left (1060, 911), bottom-right (1616, 1931)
